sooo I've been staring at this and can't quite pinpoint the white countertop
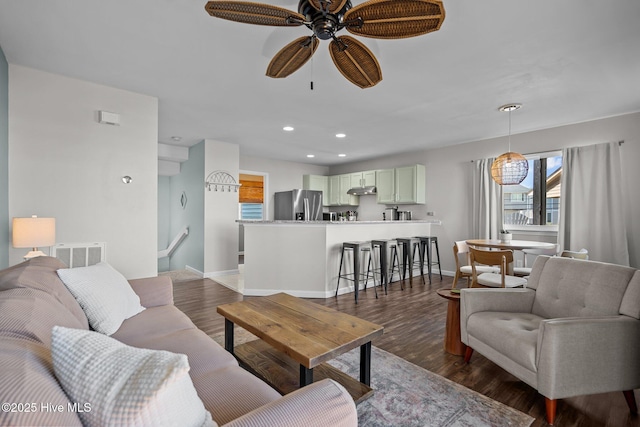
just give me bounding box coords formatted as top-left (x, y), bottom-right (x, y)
top-left (238, 220), bottom-right (442, 225)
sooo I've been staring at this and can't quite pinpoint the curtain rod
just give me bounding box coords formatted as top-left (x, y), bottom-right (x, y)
top-left (470, 140), bottom-right (625, 162)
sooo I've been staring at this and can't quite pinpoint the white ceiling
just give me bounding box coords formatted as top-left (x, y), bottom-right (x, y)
top-left (1, 0), bottom-right (639, 166)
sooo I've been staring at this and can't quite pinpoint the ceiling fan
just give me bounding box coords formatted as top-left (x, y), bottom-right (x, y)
top-left (204, 0), bottom-right (445, 89)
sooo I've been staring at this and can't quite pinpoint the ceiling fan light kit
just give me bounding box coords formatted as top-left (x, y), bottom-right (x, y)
top-left (204, 0), bottom-right (445, 88)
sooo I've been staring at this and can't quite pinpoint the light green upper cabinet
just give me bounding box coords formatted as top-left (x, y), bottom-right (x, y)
top-left (325, 174), bottom-right (358, 206)
top-left (328, 175), bottom-right (341, 206)
top-left (303, 174), bottom-right (330, 206)
top-left (349, 170), bottom-right (376, 188)
top-left (375, 169), bottom-right (396, 204)
top-left (376, 164), bottom-right (425, 205)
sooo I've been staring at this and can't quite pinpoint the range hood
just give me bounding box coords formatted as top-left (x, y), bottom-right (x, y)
top-left (347, 186), bottom-right (377, 196)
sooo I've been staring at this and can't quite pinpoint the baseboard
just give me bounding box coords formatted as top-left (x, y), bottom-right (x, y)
top-left (185, 265), bottom-right (204, 277)
top-left (204, 269), bottom-right (240, 278)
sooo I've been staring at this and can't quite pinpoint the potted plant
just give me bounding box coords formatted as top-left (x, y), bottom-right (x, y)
top-left (499, 229), bottom-right (512, 242)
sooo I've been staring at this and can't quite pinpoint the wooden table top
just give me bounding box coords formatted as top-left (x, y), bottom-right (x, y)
top-left (217, 292), bottom-right (384, 368)
top-left (436, 288), bottom-right (461, 301)
top-left (465, 239), bottom-right (557, 251)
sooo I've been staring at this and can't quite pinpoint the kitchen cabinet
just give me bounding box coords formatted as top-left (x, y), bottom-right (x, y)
top-left (376, 164), bottom-right (425, 204)
top-left (349, 170), bottom-right (376, 189)
top-left (302, 175), bottom-right (330, 206)
top-left (328, 174), bottom-right (359, 206)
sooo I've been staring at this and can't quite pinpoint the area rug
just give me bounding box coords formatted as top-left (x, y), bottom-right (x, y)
top-left (212, 329), bottom-right (534, 427)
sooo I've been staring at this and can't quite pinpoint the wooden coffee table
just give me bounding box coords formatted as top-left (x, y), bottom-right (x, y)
top-left (217, 292), bottom-right (384, 403)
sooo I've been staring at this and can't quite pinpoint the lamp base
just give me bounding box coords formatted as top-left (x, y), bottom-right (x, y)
top-left (23, 250), bottom-right (47, 260)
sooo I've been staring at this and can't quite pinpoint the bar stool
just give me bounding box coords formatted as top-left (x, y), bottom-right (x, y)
top-left (335, 241), bottom-right (378, 303)
top-left (415, 236), bottom-right (443, 283)
top-left (395, 237), bottom-right (424, 287)
top-left (371, 239), bottom-right (401, 294)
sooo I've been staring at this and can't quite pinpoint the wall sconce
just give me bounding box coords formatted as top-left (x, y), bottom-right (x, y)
top-left (12, 215), bottom-right (56, 259)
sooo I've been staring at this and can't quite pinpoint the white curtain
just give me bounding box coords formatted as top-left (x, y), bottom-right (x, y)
top-left (471, 158), bottom-right (502, 239)
top-left (559, 141), bottom-right (629, 265)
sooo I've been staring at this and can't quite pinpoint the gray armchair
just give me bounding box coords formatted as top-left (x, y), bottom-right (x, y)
top-left (461, 256), bottom-right (640, 425)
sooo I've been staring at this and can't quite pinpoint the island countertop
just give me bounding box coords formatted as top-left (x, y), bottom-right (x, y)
top-left (240, 219), bottom-right (441, 298)
top-left (238, 219), bottom-right (442, 225)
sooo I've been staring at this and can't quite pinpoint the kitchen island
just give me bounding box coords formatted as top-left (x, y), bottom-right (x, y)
top-left (239, 220), bottom-right (441, 298)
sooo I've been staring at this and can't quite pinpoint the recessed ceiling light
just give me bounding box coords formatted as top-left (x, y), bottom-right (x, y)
top-left (336, 133), bottom-right (346, 138)
top-left (171, 136), bottom-right (182, 142)
top-left (306, 154), bottom-right (315, 158)
top-left (338, 154), bottom-right (346, 157)
top-left (283, 126), bottom-right (294, 131)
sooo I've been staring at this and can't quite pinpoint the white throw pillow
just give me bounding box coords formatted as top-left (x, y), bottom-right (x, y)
top-left (57, 262), bottom-right (145, 335)
top-left (51, 326), bottom-right (216, 427)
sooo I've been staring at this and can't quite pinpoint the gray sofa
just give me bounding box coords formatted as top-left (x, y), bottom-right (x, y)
top-left (0, 256), bottom-right (357, 426)
top-left (461, 255), bottom-right (640, 425)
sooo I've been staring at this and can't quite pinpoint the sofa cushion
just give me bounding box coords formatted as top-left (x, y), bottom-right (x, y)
top-left (57, 262), bottom-right (145, 335)
top-left (0, 337), bottom-right (82, 427)
top-left (0, 288), bottom-right (87, 346)
top-left (467, 311), bottom-right (543, 371)
top-left (192, 365), bottom-right (282, 425)
top-left (112, 305), bottom-right (239, 376)
top-left (528, 257), bottom-right (637, 319)
top-left (51, 326), bottom-right (216, 427)
top-left (0, 257), bottom-right (88, 328)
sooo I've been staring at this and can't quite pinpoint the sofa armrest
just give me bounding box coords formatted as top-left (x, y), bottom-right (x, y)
top-left (222, 379), bottom-right (357, 427)
top-left (460, 288), bottom-right (535, 343)
top-left (128, 276), bottom-right (174, 308)
top-left (537, 316), bottom-right (640, 399)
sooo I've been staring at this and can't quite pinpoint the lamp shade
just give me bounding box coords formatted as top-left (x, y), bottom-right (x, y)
top-left (12, 216), bottom-right (56, 248)
top-left (491, 152), bottom-right (529, 185)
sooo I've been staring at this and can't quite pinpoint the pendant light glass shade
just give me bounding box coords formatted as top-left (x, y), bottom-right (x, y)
top-left (491, 151), bottom-right (529, 185)
top-left (491, 104), bottom-right (528, 185)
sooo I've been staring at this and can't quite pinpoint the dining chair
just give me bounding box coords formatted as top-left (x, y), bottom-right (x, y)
top-left (469, 246), bottom-right (528, 288)
top-left (560, 248), bottom-right (589, 259)
top-left (452, 241), bottom-right (499, 289)
top-left (513, 244), bottom-right (559, 277)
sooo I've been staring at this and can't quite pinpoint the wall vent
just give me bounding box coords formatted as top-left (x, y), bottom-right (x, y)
top-left (52, 242), bottom-right (106, 268)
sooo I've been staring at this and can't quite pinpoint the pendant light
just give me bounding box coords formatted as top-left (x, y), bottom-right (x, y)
top-left (491, 104), bottom-right (529, 185)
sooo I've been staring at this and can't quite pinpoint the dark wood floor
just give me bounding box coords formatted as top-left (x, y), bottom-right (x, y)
top-left (173, 274), bottom-right (638, 427)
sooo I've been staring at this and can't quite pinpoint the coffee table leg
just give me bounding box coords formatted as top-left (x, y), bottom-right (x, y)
top-left (300, 365), bottom-right (313, 387)
top-left (224, 319), bottom-right (234, 355)
top-left (360, 341), bottom-right (372, 386)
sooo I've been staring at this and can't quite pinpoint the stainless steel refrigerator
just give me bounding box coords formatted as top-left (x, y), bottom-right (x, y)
top-left (274, 189), bottom-right (323, 221)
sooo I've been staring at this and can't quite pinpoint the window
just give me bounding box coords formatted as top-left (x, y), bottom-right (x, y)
top-left (239, 173), bottom-right (265, 220)
top-left (240, 203), bottom-right (263, 220)
top-left (503, 152), bottom-right (562, 226)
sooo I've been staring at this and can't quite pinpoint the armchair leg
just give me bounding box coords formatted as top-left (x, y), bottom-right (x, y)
top-left (623, 390), bottom-right (638, 414)
top-left (545, 398), bottom-right (557, 425)
top-left (464, 347), bottom-right (473, 363)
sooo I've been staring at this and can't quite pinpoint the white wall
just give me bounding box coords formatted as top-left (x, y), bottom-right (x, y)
top-left (329, 112), bottom-right (640, 270)
top-left (240, 155), bottom-right (329, 220)
top-left (204, 140), bottom-right (240, 275)
top-left (8, 66), bottom-right (158, 278)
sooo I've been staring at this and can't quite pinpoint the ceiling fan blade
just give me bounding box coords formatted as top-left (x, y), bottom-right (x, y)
top-left (329, 36), bottom-right (382, 89)
top-left (343, 0), bottom-right (445, 39)
top-left (308, 0), bottom-right (349, 14)
top-left (205, 1), bottom-right (305, 27)
top-left (266, 36), bottom-right (319, 78)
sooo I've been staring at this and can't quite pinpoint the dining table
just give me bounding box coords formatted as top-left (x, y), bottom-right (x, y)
top-left (465, 239), bottom-right (557, 251)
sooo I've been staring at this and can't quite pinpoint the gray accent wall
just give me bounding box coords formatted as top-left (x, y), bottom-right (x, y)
top-left (0, 46), bottom-right (8, 269)
top-left (169, 141), bottom-right (205, 273)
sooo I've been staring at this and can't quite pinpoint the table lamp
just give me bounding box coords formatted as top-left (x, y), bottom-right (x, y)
top-left (12, 215), bottom-right (56, 259)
